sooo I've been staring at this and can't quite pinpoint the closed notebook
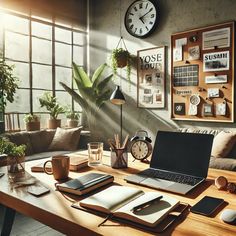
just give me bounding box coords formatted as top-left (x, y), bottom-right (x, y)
top-left (74, 185), bottom-right (180, 227)
top-left (57, 173), bottom-right (114, 195)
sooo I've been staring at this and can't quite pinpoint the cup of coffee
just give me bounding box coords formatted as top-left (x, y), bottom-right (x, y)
top-left (43, 155), bottom-right (70, 180)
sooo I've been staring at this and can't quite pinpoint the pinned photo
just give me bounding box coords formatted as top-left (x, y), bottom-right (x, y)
top-left (207, 88), bottom-right (220, 98)
top-left (216, 103), bottom-right (226, 116)
top-left (188, 46), bottom-right (200, 60)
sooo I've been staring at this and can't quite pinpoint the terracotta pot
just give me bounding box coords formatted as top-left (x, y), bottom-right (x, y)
top-left (116, 55), bottom-right (128, 68)
top-left (48, 119), bottom-right (61, 129)
top-left (26, 121), bottom-right (40, 131)
top-left (67, 119), bottom-right (79, 128)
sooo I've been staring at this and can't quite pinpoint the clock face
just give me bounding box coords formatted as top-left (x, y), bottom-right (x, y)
top-left (131, 140), bottom-right (150, 160)
top-left (124, 0), bottom-right (158, 38)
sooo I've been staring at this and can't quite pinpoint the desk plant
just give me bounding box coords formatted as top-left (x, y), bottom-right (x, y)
top-left (60, 62), bottom-right (113, 130)
top-left (65, 108), bottom-right (80, 128)
top-left (0, 137), bottom-right (26, 181)
top-left (23, 114), bottom-right (40, 131)
top-left (39, 92), bottom-right (64, 129)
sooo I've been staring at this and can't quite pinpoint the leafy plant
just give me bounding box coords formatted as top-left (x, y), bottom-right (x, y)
top-left (65, 108), bottom-right (80, 120)
top-left (23, 114), bottom-right (40, 123)
top-left (39, 92), bottom-right (64, 119)
top-left (0, 60), bottom-right (18, 110)
top-left (111, 48), bottom-right (131, 82)
top-left (60, 62), bottom-right (113, 129)
top-left (0, 137), bottom-right (26, 157)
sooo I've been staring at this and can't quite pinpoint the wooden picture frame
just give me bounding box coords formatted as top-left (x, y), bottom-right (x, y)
top-left (137, 46), bottom-right (166, 108)
top-left (171, 21), bottom-right (234, 122)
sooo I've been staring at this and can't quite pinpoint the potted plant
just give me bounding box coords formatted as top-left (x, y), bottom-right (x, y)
top-left (23, 114), bottom-right (40, 131)
top-left (0, 59), bottom-right (19, 133)
top-left (65, 109), bottom-right (80, 128)
top-left (111, 48), bottom-right (132, 82)
top-left (0, 137), bottom-right (26, 181)
top-left (39, 92), bottom-right (64, 129)
top-left (60, 62), bottom-right (113, 130)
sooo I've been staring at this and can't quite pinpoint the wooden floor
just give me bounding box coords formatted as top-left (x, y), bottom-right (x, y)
top-left (0, 205), bottom-right (65, 236)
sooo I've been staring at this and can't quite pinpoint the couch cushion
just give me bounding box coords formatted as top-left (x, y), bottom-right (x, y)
top-left (29, 130), bottom-right (55, 153)
top-left (209, 156), bottom-right (236, 171)
top-left (25, 150), bottom-right (70, 162)
top-left (4, 132), bottom-right (33, 156)
top-left (211, 131), bottom-right (236, 158)
top-left (48, 126), bottom-right (83, 151)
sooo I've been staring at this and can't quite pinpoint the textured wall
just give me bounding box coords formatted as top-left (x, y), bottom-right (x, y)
top-left (89, 0), bottom-right (236, 142)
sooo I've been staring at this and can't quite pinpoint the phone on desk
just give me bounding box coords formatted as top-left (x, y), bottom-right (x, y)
top-left (27, 185), bottom-right (50, 197)
top-left (190, 196), bottom-right (225, 216)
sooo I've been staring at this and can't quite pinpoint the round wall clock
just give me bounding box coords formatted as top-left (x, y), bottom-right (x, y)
top-left (124, 0), bottom-right (159, 38)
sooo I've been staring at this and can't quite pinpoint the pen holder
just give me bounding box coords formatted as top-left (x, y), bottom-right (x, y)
top-left (110, 148), bottom-right (128, 169)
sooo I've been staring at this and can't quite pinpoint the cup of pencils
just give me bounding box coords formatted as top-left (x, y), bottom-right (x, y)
top-left (108, 134), bottom-right (129, 169)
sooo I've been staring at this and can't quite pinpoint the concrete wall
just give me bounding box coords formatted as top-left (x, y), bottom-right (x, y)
top-left (89, 0), bottom-right (236, 142)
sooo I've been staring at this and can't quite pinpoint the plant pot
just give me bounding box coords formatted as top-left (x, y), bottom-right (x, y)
top-left (116, 55), bottom-right (128, 68)
top-left (48, 119), bottom-right (61, 129)
top-left (67, 119), bottom-right (79, 128)
top-left (7, 155), bottom-right (25, 182)
top-left (26, 121), bottom-right (40, 131)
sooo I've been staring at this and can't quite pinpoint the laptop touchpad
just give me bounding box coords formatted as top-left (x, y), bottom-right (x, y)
top-left (141, 178), bottom-right (174, 188)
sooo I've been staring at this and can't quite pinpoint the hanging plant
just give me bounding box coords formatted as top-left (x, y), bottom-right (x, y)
top-left (111, 48), bottom-right (132, 82)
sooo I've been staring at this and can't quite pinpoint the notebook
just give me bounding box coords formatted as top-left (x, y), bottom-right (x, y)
top-left (125, 131), bottom-right (214, 195)
top-left (73, 185), bottom-right (179, 228)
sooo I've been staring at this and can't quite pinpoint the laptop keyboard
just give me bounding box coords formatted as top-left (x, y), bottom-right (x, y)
top-left (139, 169), bottom-right (202, 186)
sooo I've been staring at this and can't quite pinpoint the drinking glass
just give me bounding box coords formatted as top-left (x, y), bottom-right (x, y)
top-left (87, 142), bottom-right (103, 166)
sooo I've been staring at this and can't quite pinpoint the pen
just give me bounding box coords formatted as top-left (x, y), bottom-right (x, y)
top-left (131, 195), bottom-right (163, 212)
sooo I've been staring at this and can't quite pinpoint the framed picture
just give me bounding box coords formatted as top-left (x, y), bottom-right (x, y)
top-left (203, 103), bottom-right (213, 116)
top-left (137, 46), bottom-right (166, 108)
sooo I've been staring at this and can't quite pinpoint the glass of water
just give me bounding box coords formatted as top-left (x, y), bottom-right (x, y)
top-left (87, 142), bottom-right (103, 166)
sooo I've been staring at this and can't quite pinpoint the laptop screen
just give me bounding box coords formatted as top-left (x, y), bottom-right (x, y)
top-left (150, 131), bottom-right (214, 178)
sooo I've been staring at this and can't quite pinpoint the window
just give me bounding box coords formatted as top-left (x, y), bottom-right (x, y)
top-left (0, 10), bottom-right (87, 128)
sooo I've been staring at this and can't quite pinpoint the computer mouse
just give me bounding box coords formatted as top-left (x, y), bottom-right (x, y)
top-left (220, 209), bottom-right (236, 223)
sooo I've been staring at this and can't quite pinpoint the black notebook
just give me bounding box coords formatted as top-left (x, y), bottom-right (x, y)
top-left (56, 173), bottom-right (114, 195)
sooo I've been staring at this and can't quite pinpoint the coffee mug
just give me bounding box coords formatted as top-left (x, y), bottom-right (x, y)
top-left (44, 155), bottom-right (70, 180)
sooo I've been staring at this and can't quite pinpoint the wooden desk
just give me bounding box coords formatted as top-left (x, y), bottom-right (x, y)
top-left (1, 151), bottom-right (236, 236)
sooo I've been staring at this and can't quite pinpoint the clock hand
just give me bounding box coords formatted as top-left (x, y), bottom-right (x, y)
top-left (139, 8), bottom-right (152, 20)
top-left (139, 17), bottom-right (145, 24)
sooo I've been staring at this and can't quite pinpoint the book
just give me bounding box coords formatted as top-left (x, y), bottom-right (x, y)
top-left (56, 173), bottom-right (114, 195)
top-left (73, 185), bottom-right (180, 228)
top-left (31, 155), bottom-right (88, 172)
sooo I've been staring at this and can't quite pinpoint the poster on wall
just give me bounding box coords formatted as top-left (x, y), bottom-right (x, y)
top-left (137, 46), bottom-right (166, 108)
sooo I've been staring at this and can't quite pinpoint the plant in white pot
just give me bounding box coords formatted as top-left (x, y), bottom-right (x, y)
top-left (65, 109), bottom-right (80, 128)
top-left (39, 92), bottom-right (64, 129)
top-left (23, 114), bottom-right (40, 131)
top-left (0, 137), bottom-right (26, 181)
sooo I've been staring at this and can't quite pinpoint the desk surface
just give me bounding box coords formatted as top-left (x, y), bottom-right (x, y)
top-left (1, 151), bottom-right (236, 236)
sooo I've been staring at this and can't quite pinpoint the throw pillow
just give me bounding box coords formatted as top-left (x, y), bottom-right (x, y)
top-left (48, 126), bottom-right (83, 151)
top-left (211, 131), bottom-right (236, 158)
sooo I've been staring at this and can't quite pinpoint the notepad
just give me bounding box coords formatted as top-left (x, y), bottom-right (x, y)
top-left (74, 185), bottom-right (180, 227)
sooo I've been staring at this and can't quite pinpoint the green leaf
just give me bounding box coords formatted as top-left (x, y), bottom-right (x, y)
top-left (91, 63), bottom-right (107, 85)
top-left (72, 62), bottom-right (92, 87)
top-left (97, 74), bottom-right (113, 93)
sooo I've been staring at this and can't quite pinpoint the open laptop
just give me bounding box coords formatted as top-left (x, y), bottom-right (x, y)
top-left (125, 131), bottom-right (214, 195)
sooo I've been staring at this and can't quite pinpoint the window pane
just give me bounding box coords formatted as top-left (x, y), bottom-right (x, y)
top-left (5, 89), bottom-right (30, 113)
top-left (32, 38), bottom-right (52, 64)
top-left (5, 31), bottom-right (29, 61)
top-left (6, 61), bottom-right (29, 88)
top-left (56, 66), bottom-right (72, 90)
top-left (55, 42), bottom-right (71, 66)
top-left (32, 21), bottom-right (52, 40)
top-left (55, 27), bottom-right (71, 43)
top-left (73, 46), bottom-right (84, 65)
top-left (55, 91), bottom-right (72, 107)
top-left (32, 64), bottom-right (52, 89)
top-left (3, 14), bottom-right (29, 34)
top-left (73, 32), bottom-right (85, 45)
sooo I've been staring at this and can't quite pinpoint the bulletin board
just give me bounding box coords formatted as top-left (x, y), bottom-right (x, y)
top-left (171, 21), bottom-right (235, 123)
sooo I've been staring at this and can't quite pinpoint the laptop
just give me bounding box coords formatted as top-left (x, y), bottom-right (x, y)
top-left (125, 131), bottom-right (214, 195)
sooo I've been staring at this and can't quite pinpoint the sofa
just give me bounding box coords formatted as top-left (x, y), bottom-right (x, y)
top-left (179, 128), bottom-right (236, 171)
top-left (0, 127), bottom-right (90, 166)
